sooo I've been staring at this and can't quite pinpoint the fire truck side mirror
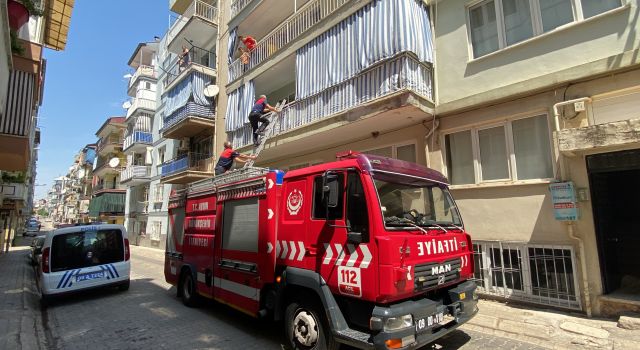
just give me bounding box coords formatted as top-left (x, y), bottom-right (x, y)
top-left (323, 172), bottom-right (340, 209)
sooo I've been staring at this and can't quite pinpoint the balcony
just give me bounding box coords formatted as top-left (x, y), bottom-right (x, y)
top-left (229, 0), bottom-right (254, 19)
top-left (0, 183), bottom-right (26, 200)
top-left (126, 98), bottom-right (156, 119)
top-left (167, 0), bottom-right (218, 55)
top-left (164, 46), bottom-right (216, 92)
top-left (228, 0), bottom-right (351, 83)
top-left (97, 134), bottom-right (123, 155)
top-left (162, 102), bottom-right (215, 139)
top-left (123, 131), bottom-right (153, 153)
top-left (92, 181), bottom-right (126, 195)
top-left (127, 65), bottom-right (156, 96)
top-left (160, 153), bottom-right (215, 184)
top-left (120, 165), bottom-right (152, 185)
top-left (229, 53), bottom-right (433, 153)
top-left (93, 156), bottom-right (126, 177)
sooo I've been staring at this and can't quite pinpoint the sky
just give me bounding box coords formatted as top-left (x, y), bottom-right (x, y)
top-left (35, 1), bottom-right (170, 200)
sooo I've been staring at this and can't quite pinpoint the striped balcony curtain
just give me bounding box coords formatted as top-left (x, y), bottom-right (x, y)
top-left (224, 80), bottom-right (255, 133)
top-left (164, 71), bottom-right (214, 117)
top-left (228, 27), bottom-right (238, 64)
top-left (133, 114), bottom-right (152, 132)
top-left (2, 70), bottom-right (36, 136)
top-left (295, 0), bottom-right (433, 99)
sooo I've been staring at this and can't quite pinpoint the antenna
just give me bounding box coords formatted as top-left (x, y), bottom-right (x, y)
top-left (203, 85), bottom-right (219, 98)
top-left (108, 158), bottom-right (121, 168)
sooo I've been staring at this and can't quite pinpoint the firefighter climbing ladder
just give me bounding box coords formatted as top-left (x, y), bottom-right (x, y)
top-left (243, 99), bottom-right (287, 168)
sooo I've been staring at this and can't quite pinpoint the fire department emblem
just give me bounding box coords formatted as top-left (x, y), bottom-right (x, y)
top-left (287, 189), bottom-right (303, 215)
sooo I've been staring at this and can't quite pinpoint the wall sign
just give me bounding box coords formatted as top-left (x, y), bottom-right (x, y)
top-left (549, 182), bottom-right (579, 221)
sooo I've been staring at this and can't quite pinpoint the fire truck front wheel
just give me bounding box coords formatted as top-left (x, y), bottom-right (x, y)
top-left (285, 297), bottom-right (340, 350)
top-left (180, 270), bottom-right (199, 307)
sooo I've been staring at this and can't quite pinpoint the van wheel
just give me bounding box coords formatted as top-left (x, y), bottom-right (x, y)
top-left (285, 297), bottom-right (339, 350)
top-left (181, 271), bottom-right (199, 307)
top-left (118, 279), bottom-right (130, 291)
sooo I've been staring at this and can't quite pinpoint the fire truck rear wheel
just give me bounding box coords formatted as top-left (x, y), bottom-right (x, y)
top-left (285, 297), bottom-right (339, 350)
top-left (181, 271), bottom-right (198, 307)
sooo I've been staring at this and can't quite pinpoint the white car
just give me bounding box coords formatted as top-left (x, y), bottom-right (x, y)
top-left (38, 224), bottom-right (131, 305)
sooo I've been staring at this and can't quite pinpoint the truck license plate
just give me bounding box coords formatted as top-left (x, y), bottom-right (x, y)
top-left (415, 312), bottom-right (445, 332)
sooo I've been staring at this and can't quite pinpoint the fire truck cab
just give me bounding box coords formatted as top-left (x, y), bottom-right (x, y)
top-left (165, 152), bottom-right (477, 349)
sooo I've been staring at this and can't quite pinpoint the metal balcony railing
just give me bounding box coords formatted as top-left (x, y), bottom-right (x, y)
top-left (167, 0), bottom-right (219, 48)
top-left (228, 0), bottom-right (350, 82)
top-left (230, 0), bottom-right (253, 19)
top-left (93, 181), bottom-right (123, 192)
top-left (228, 53), bottom-right (433, 148)
top-left (162, 101), bottom-right (215, 131)
top-left (97, 134), bottom-right (122, 152)
top-left (161, 153), bottom-right (215, 177)
top-left (123, 131), bottom-right (153, 150)
top-left (120, 165), bottom-right (152, 182)
top-left (165, 46), bottom-right (217, 87)
top-left (128, 65), bottom-right (156, 89)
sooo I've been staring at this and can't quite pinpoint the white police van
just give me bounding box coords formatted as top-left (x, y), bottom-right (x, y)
top-left (39, 224), bottom-right (130, 304)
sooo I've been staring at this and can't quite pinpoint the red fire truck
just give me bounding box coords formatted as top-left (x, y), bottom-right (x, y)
top-left (165, 151), bottom-right (477, 349)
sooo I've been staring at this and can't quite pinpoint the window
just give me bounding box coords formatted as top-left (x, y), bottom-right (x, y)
top-left (150, 221), bottom-right (162, 241)
top-left (472, 241), bottom-right (580, 309)
top-left (364, 143), bottom-right (417, 163)
top-left (157, 147), bottom-right (166, 164)
top-left (312, 174), bottom-right (344, 220)
top-left (346, 171), bottom-right (369, 240)
top-left (153, 184), bottom-right (164, 203)
top-left (468, 0), bottom-right (624, 58)
top-left (443, 114), bottom-right (553, 185)
top-left (51, 229), bottom-right (124, 272)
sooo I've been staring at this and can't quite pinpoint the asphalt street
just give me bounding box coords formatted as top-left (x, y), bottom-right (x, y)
top-left (35, 244), bottom-right (546, 350)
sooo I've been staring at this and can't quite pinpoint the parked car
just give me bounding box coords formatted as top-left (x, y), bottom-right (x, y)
top-left (38, 224), bottom-right (131, 306)
top-left (28, 235), bottom-right (46, 266)
top-left (25, 220), bottom-right (41, 237)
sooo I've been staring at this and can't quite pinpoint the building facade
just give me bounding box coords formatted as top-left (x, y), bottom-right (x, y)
top-left (1, 0), bottom-right (74, 252)
top-left (213, 0), bottom-right (639, 316)
top-left (89, 117), bottom-right (127, 225)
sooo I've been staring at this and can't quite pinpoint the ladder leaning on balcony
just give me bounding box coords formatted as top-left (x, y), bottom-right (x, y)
top-left (243, 100), bottom-right (287, 168)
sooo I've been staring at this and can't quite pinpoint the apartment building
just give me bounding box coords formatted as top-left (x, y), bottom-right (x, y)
top-left (121, 42), bottom-right (158, 244)
top-left (430, 0), bottom-right (639, 316)
top-left (89, 117), bottom-right (127, 224)
top-left (1, 0), bottom-right (74, 252)
top-left (214, 0), bottom-right (639, 316)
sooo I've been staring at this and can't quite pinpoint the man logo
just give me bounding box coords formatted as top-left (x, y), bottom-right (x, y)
top-left (431, 264), bottom-right (452, 276)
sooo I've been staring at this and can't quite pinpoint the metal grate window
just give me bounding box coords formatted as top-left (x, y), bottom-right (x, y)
top-left (471, 241), bottom-right (581, 310)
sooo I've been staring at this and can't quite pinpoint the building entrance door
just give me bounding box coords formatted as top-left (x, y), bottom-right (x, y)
top-left (587, 149), bottom-right (640, 295)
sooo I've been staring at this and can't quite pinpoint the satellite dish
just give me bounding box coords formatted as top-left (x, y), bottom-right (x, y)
top-left (123, 73), bottom-right (133, 79)
top-left (78, 169), bottom-right (86, 178)
top-left (203, 85), bottom-right (219, 98)
top-left (108, 157), bottom-right (121, 168)
top-left (122, 101), bottom-right (132, 109)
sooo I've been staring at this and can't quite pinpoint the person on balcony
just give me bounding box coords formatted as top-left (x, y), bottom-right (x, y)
top-left (249, 95), bottom-right (278, 147)
top-left (239, 35), bottom-right (257, 51)
top-left (179, 46), bottom-right (190, 71)
top-left (215, 141), bottom-right (256, 175)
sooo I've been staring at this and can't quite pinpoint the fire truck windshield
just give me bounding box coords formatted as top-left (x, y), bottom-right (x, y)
top-left (373, 177), bottom-right (463, 230)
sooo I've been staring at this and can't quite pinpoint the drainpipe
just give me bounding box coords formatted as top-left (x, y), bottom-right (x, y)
top-left (567, 223), bottom-right (593, 317)
top-left (552, 97), bottom-right (593, 317)
top-left (423, 118), bottom-right (439, 168)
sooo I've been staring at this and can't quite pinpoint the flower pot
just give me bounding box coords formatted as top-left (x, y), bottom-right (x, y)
top-left (7, 0), bottom-right (30, 31)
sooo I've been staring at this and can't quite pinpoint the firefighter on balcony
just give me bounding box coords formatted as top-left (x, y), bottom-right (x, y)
top-left (214, 141), bottom-right (256, 175)
top-left (249, 95), bottom-right (278, 147)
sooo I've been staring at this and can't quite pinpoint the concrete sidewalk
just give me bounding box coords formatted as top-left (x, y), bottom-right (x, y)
top-left (464, 299), bottom-right (640, 349)
top-left (0, 236), bottom-right (49, 350)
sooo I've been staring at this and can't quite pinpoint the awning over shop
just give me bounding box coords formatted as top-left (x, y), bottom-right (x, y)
top-left (88, 193), bottom-right (125, 218)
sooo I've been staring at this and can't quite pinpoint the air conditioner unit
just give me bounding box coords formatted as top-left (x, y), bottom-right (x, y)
top-left (179, 137), bottom-right (190, 150)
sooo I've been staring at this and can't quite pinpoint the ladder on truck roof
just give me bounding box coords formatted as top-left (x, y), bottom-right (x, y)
top-left (243, 99), bottom-right (287, 168)
top-left (188, 166), bottom-right (271, 193)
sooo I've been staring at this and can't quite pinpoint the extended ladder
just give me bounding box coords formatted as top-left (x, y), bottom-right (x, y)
top-left (243, 99), bottom-right (287, 168)
top-left (189, 166), bottom-right (270, 193)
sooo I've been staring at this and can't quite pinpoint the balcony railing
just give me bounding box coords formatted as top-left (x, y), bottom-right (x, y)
top-left (93, 181), bottom-right (123, 192)
top-left (228, 0), bottom-right (350, 82)
top-left (165, 46), bottom-right (217, 87)
top-left (128, 65), bottom-right (156, 89)
top-left (120, 165), bottom-right (152, 183)
top-left (126, 98), bottom-right (156, 119)
top-left (97, 134), bottom-right (122, 152)
top-left (230, 0), bottom-right (253, 19)
top-left (167, 0), bottom-right (219, 47)
top-left (229, 53), bottom-right (433, 148)
top-left (162, 102), bottom-right (215, 131)
top-left (123, 131), bottom-right (153, 150)
top-left (161, 153), bottom-right (214, 177)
